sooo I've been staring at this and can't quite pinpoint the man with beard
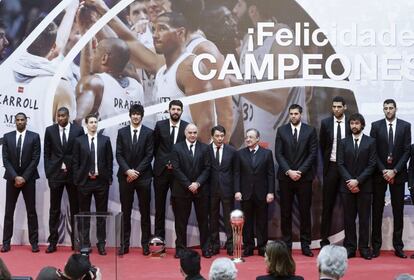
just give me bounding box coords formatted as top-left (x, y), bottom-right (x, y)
top-left (319, 96), bottom-right (351, 248)
top-left (275, 104), bottom-right (317, 257)
top-left (153, 100), bottom-right (188, 241)
top-left (0, 20), bottom-right (9, 63)
top-left (1, 113), bottom-right (40, 253)
top-left (337, 113), bottom-right (376, 260)
top-left (370, 99), bottom-right (411, 258)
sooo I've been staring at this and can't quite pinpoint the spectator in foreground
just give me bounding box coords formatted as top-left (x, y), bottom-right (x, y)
top-left (180, 250), bottom-right (206, 280)
top-left (62, 254), bottom-right (101, 280)
top-left (395, 274), bottom-right (414, 280)
top-left (317, 245), bottom-right (348, 280)
top-left (0, 257), bottom-right (11, 280)
top-left (209, 258), bottom-right (237, 280)
top-left (36, 266), bottom-right (59, 280)
top-left (256, 241), bottom-right (304, 280)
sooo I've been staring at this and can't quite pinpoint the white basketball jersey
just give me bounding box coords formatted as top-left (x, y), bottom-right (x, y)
top-left (239, 29), bottom-right (307, 150)
top-left (186, 36), bottom-right (207, 53)
top-left (153, 52), bottom-right (193, 123)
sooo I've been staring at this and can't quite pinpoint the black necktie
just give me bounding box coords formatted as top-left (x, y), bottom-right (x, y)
top-left (354, 138), bottom-right (359, 159)
top-left (170, 125), bottom-right (176, 145)
top-left (293, 128), bottom-right (298, 145)
top-left (62, 127), bottom-right (67, 149)
top-left (90, 137), bottom-right (96, 175)
top-left (133, 129), bottom-right (138, 145)
top-left (17, 134), bottom-right (22, 167)
top-left (388, 123), bottom-right (394, 156)
top-left (216, 146), bottom-right (220, 166)
top-left (250, 149), bottom-right (256, 166)
top-left (189, 144), bottom-right (194, 157)
top-left (336, 121), bottom-right (342, 147)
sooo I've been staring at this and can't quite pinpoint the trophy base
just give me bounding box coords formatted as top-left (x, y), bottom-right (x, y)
top-left (231, 257), bottom-right (245, 263)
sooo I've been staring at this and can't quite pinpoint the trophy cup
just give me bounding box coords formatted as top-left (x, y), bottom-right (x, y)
top-left (149, 236), bottom-right (166, 258)
top-left (230, 209), bottom-right (245, 263)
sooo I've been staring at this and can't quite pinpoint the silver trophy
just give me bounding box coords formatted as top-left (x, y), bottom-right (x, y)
top-left (230, 209), bottom-right (245, 263)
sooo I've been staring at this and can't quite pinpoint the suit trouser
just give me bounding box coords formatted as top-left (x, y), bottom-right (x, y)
top-left (279, 180), bottom-right (312, 249)
top-left (209, 195), bottom-right (234, 250)
top-left (241, 195), bottom-right (268, 250)
top-left (372, 178), bottom-right (405, 251)
top-left (320, 162), bottom-right (341, 244)
top-left (119, 177), bottom-right (152, 247)
top-left (341, 192), bottom-right (371, 252)
top-left (78, 179), bottom-right (109, 246)
top-left (153, 169), bottom-right (174, 239)
top-left (172, 195), bottom-right (209, 252)
top-left (47, 179), bottom-right (79, 246)
top-left (3, 180), bottom-right (38, 245)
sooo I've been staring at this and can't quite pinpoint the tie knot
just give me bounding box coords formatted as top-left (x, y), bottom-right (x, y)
top-left (216, 146), bottom-right (220, 151)
top-left (190, 144), bottom-right (194, 149)
top-left (337, 121), bottom-right (341, 124)
top-left (63, 127), bottom-right (66, 131)
top-left (389, 123), bottom-right (393, 127)
top-left (355, 138), bottom-right (359, 142)
top-left (91, 137), bottom-right (94, 141)
top-left (134, 129), bottom-right (137, 133)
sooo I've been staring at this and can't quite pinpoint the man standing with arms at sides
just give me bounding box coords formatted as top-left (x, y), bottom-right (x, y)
top-left (1, 113), bottom-right (40, 253)
top-left (337, 113), bottom-right (376, 260)
top-left (208, 125), bottom-right (239, 256)
top-left (73, 114), bottom-right (113, 255)
top-left (153, 100), bottom-right (188, 241)
top-left (236, 128), bottom-right (275, 257)
top-left (116, 104), bottom-right (154, 256)
top-left (275, 104), bottom-right (317, 257)
top-left (171, 124), bottom-right (211, 258)
top-left (44, 107), bottom-right (84, 253)
top-left (370, 99), bottom-right (411, 258)
top-left (319, 96), bottom-right (351, 248)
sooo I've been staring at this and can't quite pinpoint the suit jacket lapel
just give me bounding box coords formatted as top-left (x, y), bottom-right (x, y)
top-left (252, 147), bottom-right (262, 170)
top-left (53, 125), bottom-right (63, 149)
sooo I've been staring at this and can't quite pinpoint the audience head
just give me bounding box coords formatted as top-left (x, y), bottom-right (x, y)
top-left (64, 254), bottom-right (93, 280)
top-left (180, 249), bottom-right (202, 278)
top-left (265, 241), bottom-right (296, 277)
top-left (317, 245), bottom-right (348, 280)
top-left (209, 257), bottom-right (237, 280)
top-left (36, 266), bottom-right (59, 280)
top-left (395, 274), bottom-right (414, 280)
top-left (0, 258), bottom-right (11, 280)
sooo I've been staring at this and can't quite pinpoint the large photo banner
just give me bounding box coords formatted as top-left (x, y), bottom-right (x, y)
top-left (0, 0), bottom-right (413, 250)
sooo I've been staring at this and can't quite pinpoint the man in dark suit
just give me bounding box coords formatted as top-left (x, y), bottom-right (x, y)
top-left (153, 100), bottom-right (188, 240)
top-left (44, 107), bottom-right (84, 253)
top-left (116, 104), bottom-right (153, 255)
top-left (237, 128), bottom-right (275, 257)
top-left (208, 125), bottom-right (239, 256)
top-left (73, 114), bottom-right (113, 255)
top-left (370, 99), bottom-right (411, 258)
top-left (275, 104), bottom-right (317, 257)
top-left (1, 112), bottom-right (40, 253)
top-left (337, 113), bottom-right (376, 260)
top-left (408, 144), bottom-right (414, 259)
top-left (171, 123), bottom-right (211, 258)
top-left (319, 96), bottom-right (351, 248)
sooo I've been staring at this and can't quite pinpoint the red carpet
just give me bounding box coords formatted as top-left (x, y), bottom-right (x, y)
top-left (1, 246), bottom-right (414, 279)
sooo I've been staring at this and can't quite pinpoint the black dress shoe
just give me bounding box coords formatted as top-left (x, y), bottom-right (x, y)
top-left (258, 247), bottom-right (266, 257)
top-left (395, 249), bottom-right (407, 259)
top-left (202, 250), bottom-right (212, 258)
top-left (31, 244), bottom-right (40, 253)
top-left (346, 249), bottom-right (356, 259)
top-left (372, 249), bottom-right (380, 258)
top-left (302, 247), bottom-right (314, 257)
top-left (242, 249), bottom-right (253, 257)
top-left (1, 244), bottom-right (10, 253)
top-left (142, 245), bottom-right (150, 256)
top-left (226, 248), bottom-right (233, 256)
top-left (97, 244), bottom-right (107, 256)
top-left (360, 250), bottom-right (372, 260)
top-left (118, 246), bottom-right (129, 255)
top-left (212, 248), bottom-right (220, 255)
top-left (45, 244), bottom-right (57, 253)
top-left (410, 254), bottom-right (414, 259)
top-left (174, 250), bottom-right (182, 259)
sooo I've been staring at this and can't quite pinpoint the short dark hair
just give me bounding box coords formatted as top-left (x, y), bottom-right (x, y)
top-left (158, 12), bottom-right (189, 29)
top-left (15, 112), bottom-right (27, 119)
top-left (180, 249), bottom-right (201, 277)
top-left (169, 99), bottom-right (183, 109)
top-left (383, 99), bottom-right (397, 108)
top-left (246, 128), bottom-right (260, 138)
top-left (64, 254), bottom-right (91, 279)
top-left (288, 104), bottom-right (303, 114)
top-left (349, 113), bottom-right (365, 128)
top-left (211, 125), bottom-right (226, 136)
top-left (26, 17), bottom-right (58, 57)
top-left (245, 0), bottom-right (278, 20)
top-left (57, 107), bottom-right (69, 115)
top-left (265, 241), bottom-right (296, 277)
top-left (129, 103), bottom-right (144, 117)
top-left (85, 113), bottom-right (98, 123)
top-left (332, 96), bottom-right (346, 106)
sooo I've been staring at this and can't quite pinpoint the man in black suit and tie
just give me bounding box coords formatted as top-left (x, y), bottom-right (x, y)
top-left (1, 112), bottom-right (40, 253)
top-left (237, 128), bottom-right (275, 257)
top-left (319, 96), bottom-right (351, 248)
top-left (171, 123), bottom-right (211, 258)
top-left (337, 113), bottom-right (376, 260)
top-left (208, 125), bottom-right (239, 256)
top-left (116, 104), bottom-right (153, 255)
top-left (153, 100), bottom-right (188, 240)
top-left (44, 107), bottom-right (84, 253)
top-left (275, 104), bottom-right (317, 257)
top-left (73, 114), bottom-right (113, 255)
top-left (370, 99), bottom-right (411, 258)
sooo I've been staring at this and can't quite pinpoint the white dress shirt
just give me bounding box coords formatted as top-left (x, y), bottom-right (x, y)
top-left (170, 120), bottom-right (181, 145)
top-left (330, 116), bottom-right (346, 162)
top-left (59, 123), bottom-right (70, 169)
top-left (212, 143), bottom-right (223, 164)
